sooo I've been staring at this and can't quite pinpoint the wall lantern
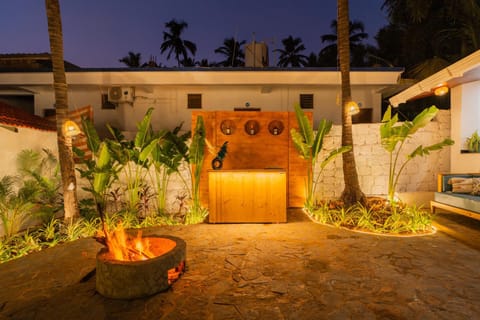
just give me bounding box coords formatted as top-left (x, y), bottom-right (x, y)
top-left (433, 84), bottom-right (449, 96)
top-left (63, 120), bottom-right (81, 137)
top-left (346, 101), bottom-right (360, 115)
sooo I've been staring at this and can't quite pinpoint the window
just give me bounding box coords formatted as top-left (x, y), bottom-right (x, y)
top-left (299, 94), bottom-right (314, 109)
top-left (188, 94), bottom-right (202, 109)
top-left (101, 94), bottom-right (116, 109)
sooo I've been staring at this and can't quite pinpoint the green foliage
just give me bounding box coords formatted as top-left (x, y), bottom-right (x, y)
top-left (291, 104), bottom-right (351, 210)
top-left (466, 130), bottom-right (480, 152)
top-left (186, 116), bottom-right (208, 224)
top-left (0, 176), bottom-right (36, 239)
top-left (310, 203), bottom-right (433, 234)
top-left (380, 105), bottom-right (454, 203)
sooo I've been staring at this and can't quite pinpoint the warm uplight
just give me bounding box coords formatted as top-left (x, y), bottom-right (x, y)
top-left (433, 85), bottom-right (449, 96)
top-left (346, 101), bottom-right (360, 115)
top-left (63, 120), bottom-right (81, 137)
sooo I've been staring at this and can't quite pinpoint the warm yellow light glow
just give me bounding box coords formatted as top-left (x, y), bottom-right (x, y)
top-left (346, 101), bottom-right (360, 115)
top-left (63, 120), bottom-right (81, 137)
top-left (433, 85), bottom-right (449, 96)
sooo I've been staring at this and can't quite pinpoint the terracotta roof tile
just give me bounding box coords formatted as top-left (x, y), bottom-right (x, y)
top-left (0, 102), bottom-right (56, 132)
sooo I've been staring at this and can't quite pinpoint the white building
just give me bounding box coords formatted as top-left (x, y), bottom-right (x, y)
top-left (0, 67), bottom-right (402, 136)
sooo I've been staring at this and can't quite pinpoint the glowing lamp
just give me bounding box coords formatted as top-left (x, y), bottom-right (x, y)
top-left (433, 85), bottom-right (449, 96)
top-left (346, 101), bottom-right (360, 115)
top-left (63, 120), bottom-right (81, 137)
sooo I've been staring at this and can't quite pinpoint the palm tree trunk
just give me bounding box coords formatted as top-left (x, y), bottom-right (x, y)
top-left (338, 0), bottom-right (365, 206)
top-left (45, 0), bottom-right (79, 221)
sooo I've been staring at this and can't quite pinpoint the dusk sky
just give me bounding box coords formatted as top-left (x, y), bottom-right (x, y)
top-left (1, 0), bottom-right (388, 68)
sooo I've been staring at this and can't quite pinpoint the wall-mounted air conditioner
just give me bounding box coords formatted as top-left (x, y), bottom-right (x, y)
top-left (108, 86), bottom-right (135, 103)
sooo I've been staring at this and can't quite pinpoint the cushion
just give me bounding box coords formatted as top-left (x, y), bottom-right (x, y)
top-left (472, 178), bottom-right (480, 195)
top-left (448, 178), bottom-right (473, 193)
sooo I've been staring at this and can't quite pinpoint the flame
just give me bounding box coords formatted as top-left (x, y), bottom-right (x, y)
top-left (106, 224), bottom-right (155, 261)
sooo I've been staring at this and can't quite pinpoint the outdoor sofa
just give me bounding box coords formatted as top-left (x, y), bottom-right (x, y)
top-left (431, 173), bottom-right (480, 221)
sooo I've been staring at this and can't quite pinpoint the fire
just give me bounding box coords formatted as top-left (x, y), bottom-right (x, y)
top-left (105, 224), bottom-right (155, 261)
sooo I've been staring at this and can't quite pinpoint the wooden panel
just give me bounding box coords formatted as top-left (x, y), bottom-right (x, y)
top-left (192, 111), bottom-right (309, 209)
top-left (209, 170), bottom-right (286, 223)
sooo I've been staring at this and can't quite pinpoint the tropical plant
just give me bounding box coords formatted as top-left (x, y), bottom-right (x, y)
top-left (380, 105), bottom-right (454, 203)
top-left (0, 176), bottom-right (37, 239)
top-left (338, 0), bottom-right (366, 206)
top-left (319, 19), bottom-right (369, 67)
top-left (119, 51), bottom-right (142, 67)
top-left (290, 104), bottom-right (351, 210)
top-left (105, 108), bottom-right (161, 214)
top-left (45, 0), bottom-right (79, 221)
top-left (151, 123), bottom-right (191, 214)
top-left (16, 149), bottom-right (62, 223)
top-left (466, 130), bottom-right (480, 152)
top-left (186, 116), bottom-right (207, 224)
top-left (160, 19), bottom-right (197, 67)
top-left (275, 35), bottom-right (308, 67)
top-left (214, 37), bottom-right (246, 67)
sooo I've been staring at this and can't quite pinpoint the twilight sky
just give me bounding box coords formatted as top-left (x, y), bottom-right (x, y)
top-left (1, 0), bottom-right (388, 68)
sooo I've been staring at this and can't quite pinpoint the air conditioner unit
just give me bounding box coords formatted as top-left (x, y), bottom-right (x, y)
top-left (108, 86), bottom-right (135, 103)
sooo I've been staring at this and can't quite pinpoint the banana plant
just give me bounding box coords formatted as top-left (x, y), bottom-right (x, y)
top-left (290, 104), bottom-right (351, 210)
top-left (186, 115), bottom-right (207, 223)
top-left (106, 108), bottom-right (160, 213)
top-left (380, 105), bottom-right (454, 203)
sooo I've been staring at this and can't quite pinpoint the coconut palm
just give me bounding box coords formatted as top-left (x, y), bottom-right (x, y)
top-left (119, 51), bottom-right (142, 67)
top-left (274, 35), bottom-right (308, 67)
top-left (338, 0), bottom-right (366, 206)
top-left (319, 19), bottom-right (369, 67)
top-left (45, 0), bottom-right (79, 221)
top-left (380, 0), bottom-right (480, 78)
top-left (214, 37), bottom-right (246, 67)
top-left (160, 19), bottom-right (197, 67)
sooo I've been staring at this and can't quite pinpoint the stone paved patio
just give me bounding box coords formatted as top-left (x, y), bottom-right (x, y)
top-left (0, 209), bottom-right (479, 319)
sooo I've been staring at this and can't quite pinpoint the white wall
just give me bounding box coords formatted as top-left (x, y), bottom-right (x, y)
top-left (450, 81), bottom-right (480, 172)
top-left (0, 127), bottom-right (57, 178)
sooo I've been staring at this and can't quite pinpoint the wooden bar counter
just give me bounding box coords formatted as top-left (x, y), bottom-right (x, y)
top-left (208, 169), bottom-right (287, 223)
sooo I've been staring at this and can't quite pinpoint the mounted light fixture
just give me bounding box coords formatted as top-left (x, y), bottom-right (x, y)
top-left (63, 120), bottom-right (81, 137)
top-left (346, 101), bottom-right (360, 115)
top-left (433, 84), bottom-right (449, 96)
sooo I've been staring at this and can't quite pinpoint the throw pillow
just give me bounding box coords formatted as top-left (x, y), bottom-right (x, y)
top-left (448, 178), bottom-right (473, 193)
top-left (472, 178), bottom-right (480, 196)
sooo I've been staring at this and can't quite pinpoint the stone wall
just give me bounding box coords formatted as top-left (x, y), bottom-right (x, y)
top-left (314, 110), bottom-right (451, 201)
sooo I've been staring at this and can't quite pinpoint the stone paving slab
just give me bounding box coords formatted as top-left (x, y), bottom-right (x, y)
top-left (0, 210), bottom-right (479, 319)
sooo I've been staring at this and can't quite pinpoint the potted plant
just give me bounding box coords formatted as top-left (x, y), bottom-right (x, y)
top-left (466, 130), bottom-right (480, 153)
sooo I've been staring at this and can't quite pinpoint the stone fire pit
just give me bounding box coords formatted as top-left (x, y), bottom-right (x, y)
top-left (96, 235), bottom-right (186, 299)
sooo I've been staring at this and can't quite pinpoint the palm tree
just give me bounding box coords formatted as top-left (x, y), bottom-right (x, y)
top-left (380, 0), bottom-right (480, 78)
top-left (338, 0), bottom-right (366, 206)
top-left (119, 51), bottom-right (142, 67)
top-left (304, 52), bottom-right (321, 67)
top-left (214, 37), bottom-right (246, 67)
top-left (160, 19), bottom-right (197, 67)
top-left (319, 19), bottom-right (369, 67)
top-left (45, 0), bottom-right (79, 221)
top-left (274, 35), bottom-right (308, 67)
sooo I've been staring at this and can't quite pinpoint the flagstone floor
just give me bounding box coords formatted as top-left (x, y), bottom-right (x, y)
top-left (0, 210), bottom-right (479, 320)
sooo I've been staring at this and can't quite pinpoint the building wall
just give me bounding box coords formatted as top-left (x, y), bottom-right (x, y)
top-left (0, 127), bottom-right (58, 178)
top-left (450, 81), bottom-right (480, 172)
top-left (31, 84), bottom-right (385, 136)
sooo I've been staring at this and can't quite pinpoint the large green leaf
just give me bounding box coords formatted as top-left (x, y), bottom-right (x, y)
top-left (139, 138), bottom-right (160, 162)
top-left (293, 104), bottom-right (313, 145)
top-left (189, 116), bottom-right (206, 166)
top-left (81, 116), bottom-right (101, 154)
top-left (408, 138), bottom-right (454, 159)
top-left (321, 146), bottom-right (352, 169)
top-left (290, 129), bottom-right (310, 159)
top-left (135, 107), bottom-right (154, 148)
top-left (409, 105), bottom-right (438, 135)
top-left (312, 119), bottom-right (332, 160)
